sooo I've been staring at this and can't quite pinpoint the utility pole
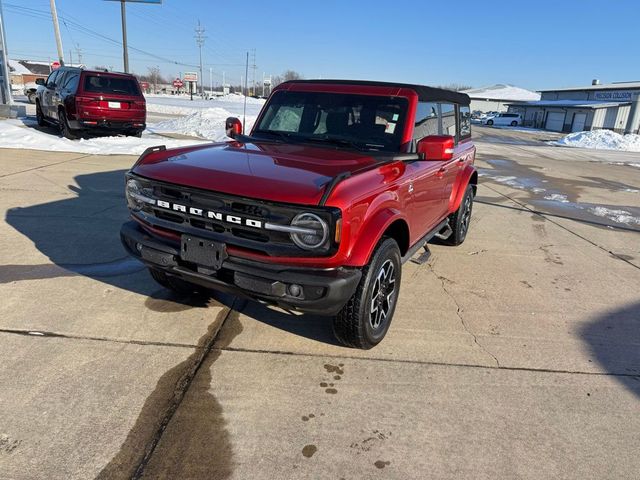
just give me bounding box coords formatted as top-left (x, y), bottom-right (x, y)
top-left (194, 20), bottom-right (206, 97)
top-left (243, 51), bottom-right (248, 133)
top-left (251, 49), bottom-right (256, 96)
top-left (0, 0), bottom-right (12, 108)
top-left (49, 0), bottom-right (64, 66)
top-left (209, 67), bottom-right (212, 96)
top-left (75, 45), bottom-right (83, 65)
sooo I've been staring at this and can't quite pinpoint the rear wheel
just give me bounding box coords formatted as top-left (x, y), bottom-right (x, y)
top-left (128, 130), bottom-right (143, 138)
top-left (28, 92), bottom-right (36, 104)
top-left (486, 119), bottom-right (494, 126)
top-left (35, 101), bottom-right (45, 127)
top-left (149, 267), bottom-right (199, 295)
top-left (59, 109), bottom-right (78, 140)
top-left (443, 184), bottom-right (474, 246)
top-left (510, 120), bottom-right (518, 126)
top-left (333, 237), bottom-right (401, 349)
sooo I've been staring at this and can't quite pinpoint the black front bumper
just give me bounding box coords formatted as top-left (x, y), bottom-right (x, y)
top-left (120, 221), bottom-right (361, 316)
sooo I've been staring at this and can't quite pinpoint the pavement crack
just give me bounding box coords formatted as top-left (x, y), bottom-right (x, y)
top-left (0, 327), bottom-right (199, 349)
top-left (427, 264), bottom-right (501, 367)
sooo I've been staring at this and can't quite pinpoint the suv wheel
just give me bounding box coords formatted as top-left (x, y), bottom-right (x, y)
top-left (59, 109), bottom-right (78, 140)
top-left (28, 92), bottom-right (36, 104)
top-left (510, 120), bottom-right (518, 126)
top-left (36, 101), bottom-right (46, 127)
top-left (443, 184), bottom-right (474, 246)
top-left (149, 267), bottom-right (200, 295)
top-left (333, 237), bottom-right (401, 349)
top-left (486, 119), bottom-right (494, 125)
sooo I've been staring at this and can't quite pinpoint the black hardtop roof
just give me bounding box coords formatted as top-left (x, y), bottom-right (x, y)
top-left (282, 79), bottom-right (470, 105)
top-left (55, 66), bottom-right (136, 77)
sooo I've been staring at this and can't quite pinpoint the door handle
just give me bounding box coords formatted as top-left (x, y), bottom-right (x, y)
top-left (435, 167), bottom-right (446, 179)
top-left (457, 158), bottom-right (465, 168)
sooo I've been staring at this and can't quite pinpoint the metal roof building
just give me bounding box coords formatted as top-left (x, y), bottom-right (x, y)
top-left (461, 84), bottom-right (540, 113)
top-left (507, 80), bottom-right (640, 134)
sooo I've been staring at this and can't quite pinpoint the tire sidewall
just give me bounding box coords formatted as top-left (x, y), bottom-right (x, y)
top-left (36, 101), bottom-right (45, 126)
top-left (487, 120), bottom-right (493, 125)
top-left (455, 185), bottom-right (474, 243)
top-left (359, 238), bottom-right (402, 345)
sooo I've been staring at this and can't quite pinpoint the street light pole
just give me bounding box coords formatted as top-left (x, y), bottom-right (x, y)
top-left (120, 0), bottom-right (129, 72)
top-left (49, 0), bottom-right (65, 66)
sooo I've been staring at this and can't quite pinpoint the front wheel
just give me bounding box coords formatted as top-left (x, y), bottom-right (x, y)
top-left (486, 120), bottom-right (494, 125)
top-left (333, 237), bottom-right (402, 349)
top-left (36, 101), bottom-right (46, 127)
top-left (510, 121), bottom-right (518, 126)
top-left (443, 184), bottom-right (474, 246)
top-left (28, 92), bottom-right (36, 104)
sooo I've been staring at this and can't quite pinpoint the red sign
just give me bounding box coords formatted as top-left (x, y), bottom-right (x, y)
top-left (51, 61), bottom-right (61, 71)
top-left (140, 81), bottom-right (150, 89)
top-left (173, 78), bottom-right (184, 88)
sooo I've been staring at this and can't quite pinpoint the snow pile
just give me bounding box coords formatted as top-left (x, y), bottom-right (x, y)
top-left (462, 84), bottom-right (540, 101)
top-left (555, 130), bottom-right (640, 152)
top-left (145, 94), bottom-right (265, 116)
top-left (589, 206), bottom-right (640, 225)
top-left (0, 119), bottom-right (209, 155)
top-left (149, 107), bottom-right (259, 141)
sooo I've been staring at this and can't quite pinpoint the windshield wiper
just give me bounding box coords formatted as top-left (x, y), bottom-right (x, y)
top-left (303, 136), bottom-right (367, 151)
top-left (252, 129), bottom-right (296, 142)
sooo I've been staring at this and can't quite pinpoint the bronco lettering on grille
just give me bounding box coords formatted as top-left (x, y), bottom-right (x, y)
top-left (156, 199), bottom-right (263, 228)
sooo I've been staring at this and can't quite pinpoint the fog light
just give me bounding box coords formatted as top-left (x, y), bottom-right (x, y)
top-left (136, 243), bottom-right (143, 252)
top-left (288, 284), bottom-right (302, 297)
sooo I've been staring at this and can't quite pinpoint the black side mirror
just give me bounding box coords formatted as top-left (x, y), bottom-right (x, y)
top-left (35, 78), bottom-right (45, 86)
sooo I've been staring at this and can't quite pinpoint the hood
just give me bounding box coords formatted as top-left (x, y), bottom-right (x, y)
top-left (132, 141), bottom-right (379, 205)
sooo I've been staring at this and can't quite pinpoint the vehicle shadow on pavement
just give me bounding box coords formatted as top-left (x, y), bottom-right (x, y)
top-left (2, 168), bottom-right (205, 309)
top-left (581, 301), bottom-right (640, 398)
top-left (234, 299), bottom-right (342, 346)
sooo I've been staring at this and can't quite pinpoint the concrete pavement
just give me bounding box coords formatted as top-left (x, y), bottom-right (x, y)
top-left (0, 127), bottom-right (639, 479)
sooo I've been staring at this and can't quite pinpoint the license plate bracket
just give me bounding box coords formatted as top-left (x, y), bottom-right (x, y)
top-left (181, 235), bottom-right (227, 269)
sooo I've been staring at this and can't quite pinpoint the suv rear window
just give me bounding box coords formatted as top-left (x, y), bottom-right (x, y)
top-left (83, 75), bottom-right (140, 95)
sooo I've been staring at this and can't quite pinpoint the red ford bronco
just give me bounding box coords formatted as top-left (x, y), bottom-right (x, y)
top-left (121, 80), bottom-right (477, 348)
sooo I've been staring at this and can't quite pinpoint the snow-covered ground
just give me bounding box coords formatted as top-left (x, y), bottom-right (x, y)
top-left (0, 119), bottom-right (210, 155)
top-left (553, 130), bottom-right (640, 152)
top-left (0, 93), bottom-right (266, 155)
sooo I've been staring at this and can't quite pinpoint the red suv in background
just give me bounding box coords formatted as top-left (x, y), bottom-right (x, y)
top-left (35, 67), bottom-right (146, 139)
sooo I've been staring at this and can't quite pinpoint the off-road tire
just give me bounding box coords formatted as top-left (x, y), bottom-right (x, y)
top-left (128, 130), bottom-right (143, 138)
top-left (149, 267), bottom-right (199, 295)
top-left (36, 101), bottom-right (45, 127)
top-left (333, 237), bottom-right (402, 349)
top-left (486, 119), bottom-right (494, 126)
top-left (510, 120), bottom-right (518, 126)
top-left (443, 184), bottom-right (474, 246)
top-left (59, 109), bottom-right (78, 140)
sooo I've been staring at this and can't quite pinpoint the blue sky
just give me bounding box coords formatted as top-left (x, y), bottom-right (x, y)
top-left (4, 0), bottom-right (640, 90)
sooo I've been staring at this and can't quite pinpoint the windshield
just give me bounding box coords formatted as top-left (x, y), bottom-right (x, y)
top-left (83, 75), bottom-right (141, 95)
top-left (254, 91), bottom-right (409, 152)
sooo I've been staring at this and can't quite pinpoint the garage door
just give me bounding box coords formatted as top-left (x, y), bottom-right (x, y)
top-left (571, 113), bottom-right (587, 132)
top-left (545, 112), bottom-right (565, 132)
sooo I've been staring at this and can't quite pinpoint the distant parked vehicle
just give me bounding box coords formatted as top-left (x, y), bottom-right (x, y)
top-left (35, 67), bottom-right (146, 139)
top-left (482, 113), bottom-right (522, 127)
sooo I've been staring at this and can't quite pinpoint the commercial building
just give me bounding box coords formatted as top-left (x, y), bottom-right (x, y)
top-left (507, 80), bottom-right (640, 134)
top-left (461, 84), bottom-right (540, 113)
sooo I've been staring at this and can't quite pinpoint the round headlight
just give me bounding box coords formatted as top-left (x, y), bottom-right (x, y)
top-left (126, 178), bottom-right (154, 211)
top-left (290, 212), bottom-right (328, 250)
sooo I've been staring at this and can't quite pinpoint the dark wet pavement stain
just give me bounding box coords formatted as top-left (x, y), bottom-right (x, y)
top-left (478, 158), bottom-right (640, 231)
top-left (95, 305), bottom-right (242, 480)
top-left (374, 460), bottom-right (391, 469)
top-left (302, 444), bottom-right (317, 458)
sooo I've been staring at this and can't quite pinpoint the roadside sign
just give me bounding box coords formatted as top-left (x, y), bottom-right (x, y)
top-left (184, 72), bottom-right (198, 82)
top-left (140, 81), bottom-right (150, 90)
top-left (51, 61), bottom-right (61, 71)
top-left (173, 78), bottom-right (184, 88)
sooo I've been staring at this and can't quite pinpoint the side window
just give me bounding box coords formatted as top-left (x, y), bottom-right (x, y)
top-left (63, 73), bottom-right (80, 91)
top-left (459, 105), bottom-right (471, 140)
top-left (413, 102), bottom-right (440, 140)
top-left (46, 70), bottom-right (59, 88)
top-left (440, 103), bottom-right (457, 139)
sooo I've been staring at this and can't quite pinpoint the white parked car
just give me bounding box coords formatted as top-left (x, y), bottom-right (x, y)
top-left (482, 113), bottom-right (522, 127)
